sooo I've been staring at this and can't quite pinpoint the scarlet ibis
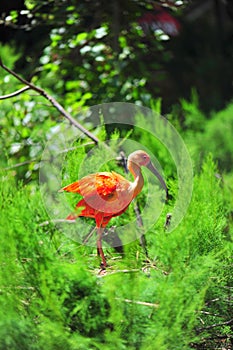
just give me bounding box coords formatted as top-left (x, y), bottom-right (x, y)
top-left (60, 150), bottom-right (168, 268)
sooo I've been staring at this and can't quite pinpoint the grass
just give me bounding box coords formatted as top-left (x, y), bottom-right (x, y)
top-left (0, 147), bottom-right (232, 350)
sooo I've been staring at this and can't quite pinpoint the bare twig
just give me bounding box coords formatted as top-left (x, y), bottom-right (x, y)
top-left (115, 297), bottom-right (159, 308)
top-left (58, 142), bottom-right (95, 154)
top-left (196, 318), bottom-right (233, 333)
top-left (205, 298), bottom-right (221, 305)
top-left (83, 227), bottom-right (96, 244)
top-left (4, 158), bottom-right (38, 170)
top-left (97, 268), bottom-right (140, 277)
top-left (0, 286), bottom-right (35, 290)
top-left (198, 310), bottom-right (225, 318)
top-left (190, 334), bottom-right (233, 349)
top-left (0, 59), bottom-right (99, 144)
top-left (0, 86), bottom-right (30, 100)
top-left (39, 219), bottom-right (76, 226)
top-left (3, 143), bottom-right (97, 171)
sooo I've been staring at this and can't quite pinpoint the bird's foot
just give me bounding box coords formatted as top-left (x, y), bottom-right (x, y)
top-left (98, 262), bottom-right (107, 276)
top-left (100, 261), bottom-right (107, 270)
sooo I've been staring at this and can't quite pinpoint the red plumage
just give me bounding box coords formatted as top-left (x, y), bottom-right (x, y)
top-left (60, 150), bottom-right (168, 268)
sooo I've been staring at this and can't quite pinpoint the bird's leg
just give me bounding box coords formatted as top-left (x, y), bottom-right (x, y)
top-left (97, 227), bottom-right (107, 268)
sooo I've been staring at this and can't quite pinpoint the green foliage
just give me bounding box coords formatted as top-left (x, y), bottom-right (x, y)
top-left (0, 140), bottom-right (232, 350)
top-left (0, 316), bottom-right (38, 350)
top-left (0, 175), bottom-right (115, 349)
top-left (0, 45), bottom-right (21, 71)
top-left (2, 1), bottom-right (185, 110)
top-left (182, 101), bottom-right (233, 172)
top-left (0, 44), bottom-right (62, 180)
top-left (180, 89), bottom-right (206, 131)
top-left (148, 156), bottom-right (225, 267)
top-left (140, 155), bottom-right (232, 349)
top-left (0, 13), bottom-right (233, 347)
top-left (198, 104), bottom-right (233, 172)
top-left (1, 0), bottom-right (232, 114)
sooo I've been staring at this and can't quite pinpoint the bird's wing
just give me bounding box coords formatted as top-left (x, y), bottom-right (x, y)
top-left (60, 172), bottom-right (121, 198)
top-left (95, 173), bottom-right (118, 197)
top-left (61, 171), bottom-right (132, 199)
top-left (61, 171), bottom-right (133, 214)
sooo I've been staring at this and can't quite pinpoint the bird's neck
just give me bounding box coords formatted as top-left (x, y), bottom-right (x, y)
top-left (128, 161), bottom-right (144, 197)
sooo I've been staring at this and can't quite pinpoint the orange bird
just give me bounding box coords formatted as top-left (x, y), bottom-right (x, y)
top-left (60, 150), bottom-right (168, 268)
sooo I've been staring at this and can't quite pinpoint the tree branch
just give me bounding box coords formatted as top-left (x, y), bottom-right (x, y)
top-left (0, 59), bottom-right (99, 144)
top-left (4, 158), bottom-right (39, 170)
top-left (0, 86), bottom-right (30, 100)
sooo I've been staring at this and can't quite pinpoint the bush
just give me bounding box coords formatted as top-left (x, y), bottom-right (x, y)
top-left (0, 316), bottom-right (38, 350)
top-left (182, 101), bottom-right (233, 173)
top-left (0, 126), bottom-right (232, 350)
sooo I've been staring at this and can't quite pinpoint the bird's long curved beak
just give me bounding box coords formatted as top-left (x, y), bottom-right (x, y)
top-left (146, 161), bottom-right (168, 199)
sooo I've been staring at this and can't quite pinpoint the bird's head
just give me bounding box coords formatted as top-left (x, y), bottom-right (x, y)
top-left (128, 150), bottom-right (151, 167)
top-left (128, 150), bottom-right (168, 199)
